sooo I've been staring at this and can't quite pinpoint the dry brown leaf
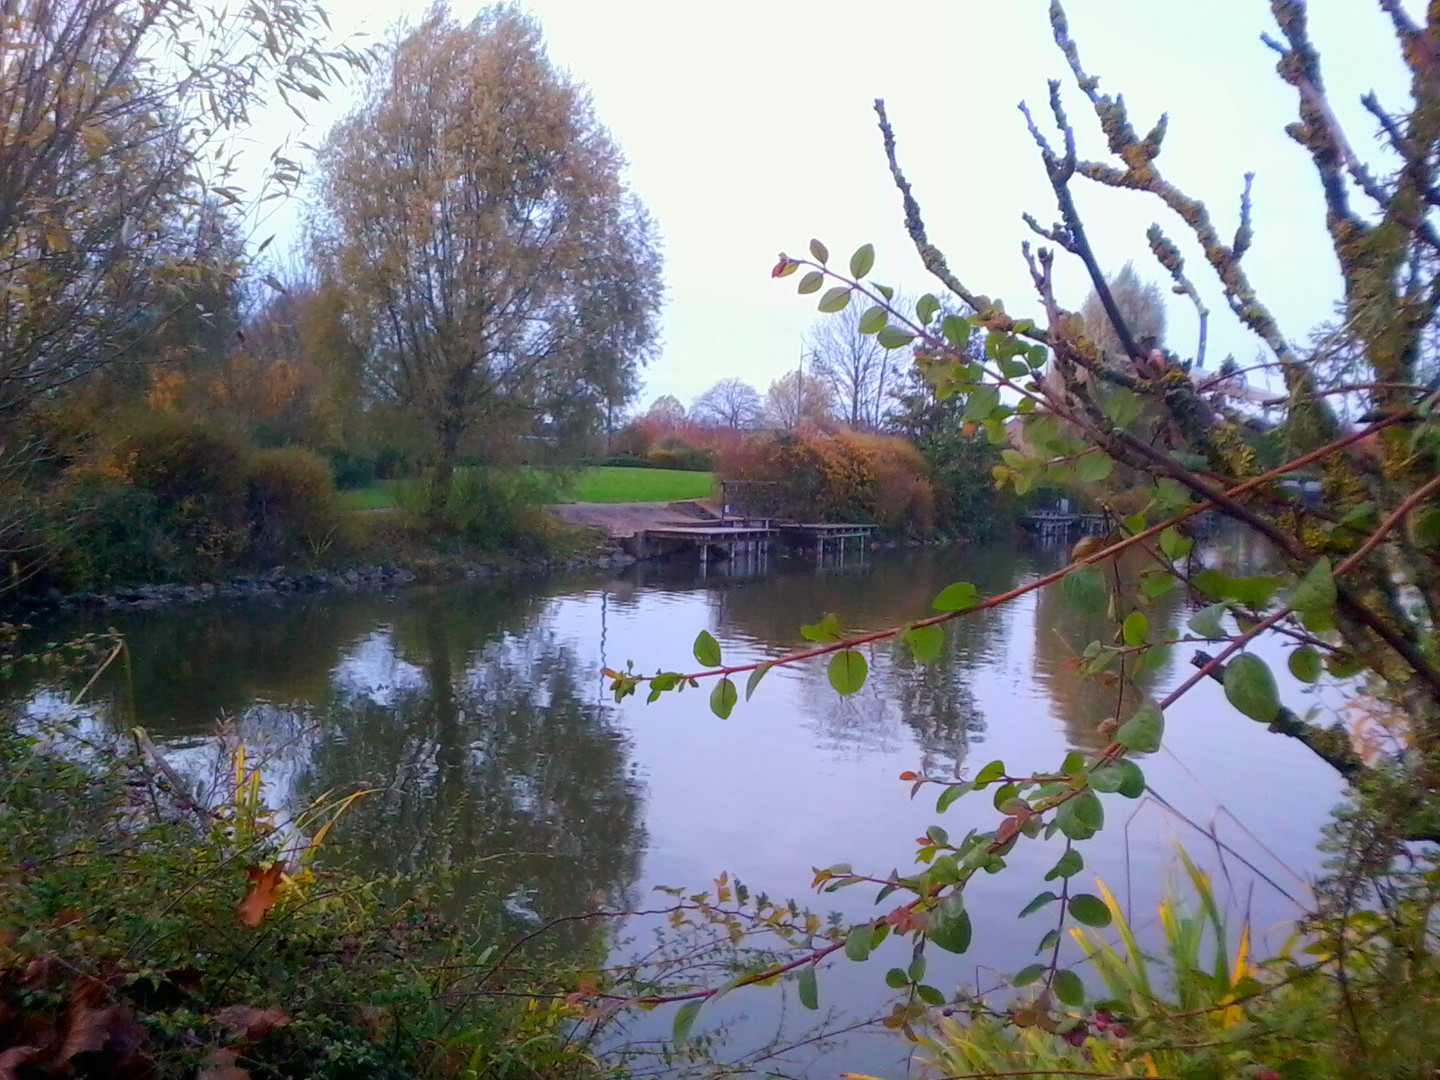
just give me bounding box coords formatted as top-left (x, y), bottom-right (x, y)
top-left (20, 954), bottom-right (53, 989)
top-left (235, 862), bottom-right (286, 928)
top-left (0, 1047), bottom-right (38, 1080)
top-left (57, 1001), bottom-right (145, 1067)
top-left (198, 1048), bottom-right (251, 1080)
top-left (213, 1004), bottom-right (291, 1043)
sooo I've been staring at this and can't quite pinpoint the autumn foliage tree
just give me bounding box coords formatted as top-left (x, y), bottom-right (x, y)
top-left (0, 0), bottom-right (360, 424)
top-left (310, 4), bottom-right (662, 516)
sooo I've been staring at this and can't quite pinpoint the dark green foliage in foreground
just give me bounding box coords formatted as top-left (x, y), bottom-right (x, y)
top-left (0, 725), bottom-right (598, 1080)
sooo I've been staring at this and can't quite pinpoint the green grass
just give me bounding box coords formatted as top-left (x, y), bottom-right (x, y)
top-left (336, 485), bottom-right (399, 511)
top-left (336, 466), bottom-right (715, 511)
top-left (563, 466), bottom-right (714, 503)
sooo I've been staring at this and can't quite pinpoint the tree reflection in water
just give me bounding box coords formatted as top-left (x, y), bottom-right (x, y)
top-left (295, 595), bottom-right (647, 939)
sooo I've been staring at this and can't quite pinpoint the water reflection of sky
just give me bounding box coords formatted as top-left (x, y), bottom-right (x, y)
top-left (10, 545), bottom-right (1353, 1078)
top-left (332, 627), bottom-right (427, 706)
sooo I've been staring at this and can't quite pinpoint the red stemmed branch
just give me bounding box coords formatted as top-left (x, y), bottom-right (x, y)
top-left (591, 430), bottom-right (1437, 1012)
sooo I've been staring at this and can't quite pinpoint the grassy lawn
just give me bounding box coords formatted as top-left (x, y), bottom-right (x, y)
top-left (336, 485), bottom-right (399, 511)
top-left (336, 466), bottom-right (715, 511)
top-left (564, 466), bottom-right (714, 503)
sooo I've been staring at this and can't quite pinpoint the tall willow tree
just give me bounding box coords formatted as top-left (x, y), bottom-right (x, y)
top-left (311, 4), bottom-right (662, 514)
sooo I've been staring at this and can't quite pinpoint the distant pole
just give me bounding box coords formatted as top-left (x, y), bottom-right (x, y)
top-left (796, 342), bottom-right (804, 430)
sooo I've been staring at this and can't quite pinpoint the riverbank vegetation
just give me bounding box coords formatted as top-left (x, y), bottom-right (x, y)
top-left (0, 692), bottom-right (603, 1079)
top-left (17, 0), bottom-right (1440, 1075)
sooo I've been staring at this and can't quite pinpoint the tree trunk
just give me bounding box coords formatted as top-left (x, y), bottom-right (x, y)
top-left (427, 418), bottom-right (462, 521)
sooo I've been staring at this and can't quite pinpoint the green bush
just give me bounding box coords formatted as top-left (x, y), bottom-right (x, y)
top-left (47, 472), bottom-right (187, 587)
top-left (246, 447), bottom-right (340, 562)
top-left (395, 467), bottom-right (565, 554)
top-left (0, 723), bottom-right (598, 1080)
top-left (645, 440), bottom-right (714, 472)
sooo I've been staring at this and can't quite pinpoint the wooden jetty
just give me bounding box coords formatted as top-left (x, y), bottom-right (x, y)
top-left (778, 522), bottom-right (877, 561)
top-left (635, 522), bottom-right (776, 570)
top-left (1020, 510), bottom-right (1108, 543)
top-left (551, 496), bottom-right (876, 571)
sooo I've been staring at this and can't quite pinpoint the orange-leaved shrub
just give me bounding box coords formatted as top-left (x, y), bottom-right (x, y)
top-left (720, 430), bottom-right (934, 534)
top-left (246, 447), bottom-right (341, 561)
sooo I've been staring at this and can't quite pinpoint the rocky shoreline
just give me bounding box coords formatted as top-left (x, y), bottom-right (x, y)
top-left (35, 547), bottom-right (639, 614)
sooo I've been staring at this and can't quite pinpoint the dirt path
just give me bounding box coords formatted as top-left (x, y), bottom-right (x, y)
top-left (549, 500), bottom-right (718, 539)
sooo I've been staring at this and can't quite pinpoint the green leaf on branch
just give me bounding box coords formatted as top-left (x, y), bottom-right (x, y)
top-left (1285, 557), bottom-right (1336, 616)
top-left (859, 305), bottom-right (887, 334)
top-left (885, 967), bottom-right (908, 989)
top-left (693, 630), bottom-right (722, 667)
top-left (1188, 603), bottom-right (1228, 640)
top-left (1159, 527), bottom-right (1192, 560)
top-left (672, 999), bottom-right (701, 1042)
top-left (797, 270), bottom-right (823, 294)
top-left (798, 965), bottom-right (818, 1009)
top-left (818, 286), bottom-right (851, 313)
top-left (932, 581), bottom-right (978, 612)
top-left (829, 650), bottom-right (868, 696)
top-left (1019, 891), bottom-right (1059, 917)
top-left (849, 242), bottom-right (874, 278)
top-left (1288, 646), bottom-right (1322, 684)
top-left (745, 662), bottom-right (771, 701)
top-left (1115, 700), bottom-right (1164, 753)
top-left (1090, 759), bottom-right (1145, 798)
top-left (1056, 791), bottom-right (1104, 841)
top-left (916, 984), bottom-right (946, 1006)
top-left (1068, 893), bottom-right (1112, 927)
top-left (1062, 566), bottom-right (1107, 614)
top-left (1193, 570), bottom-right (1282, 608)
top-left (1045, 848), bottom-right (1083, 880)
top-left (1076, 453), bottom-right (1114, 483)
top-left (974, 759), bottom-right (1006, 786)
top-left (1224, 653), bottom-right (1280, 723)
top-left (801, 613), bottom-right (842, 642)
top-left (942, 314), bottom-right (972, 349)
top-left (1013, 963), bottom-right (1046, 987)
top-left (709, 677), bottom-right (737, 719)
top-left (928, 895), bottom-right (972, 954)
top-left (878, 325), bottom-right (915, 349)
top-left (963, 385), bottom-right (1000, 422)
top-left (1414, 507), bottom-right (1440, 549)
top-left (1122, 612), bottom-right (1148, 647)
top-left (1103, 389), bottom-right (1141, 427)
top-left (809, 238), bottom-right (828, 262)
top-left (916, 293), bottom-right (940, 325)
top-left (845, 924), bottom-right (874, 961)
top-left (1140, 571), bottom-right (1176, 598)
top-left (1053, 969), bottom-right (1085, 1007)
top-left (936, 782), bottom-right (973, 812)
top-left (903, 623), bottom-right (945, 663)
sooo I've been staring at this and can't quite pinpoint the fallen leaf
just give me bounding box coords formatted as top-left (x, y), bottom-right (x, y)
top-left (236, 862), bottom-right (286, 928)
top-left (198, 1048), bottom-right (251, 1080)
top-left (21, 954), bottom-right (53, 988)
top-left (57, 1001), bottom-right (145, 1068)
top-left (213, 1004), bottom-right (290, 1043)
top-left (0, 1047), bottom-right (38, 1080)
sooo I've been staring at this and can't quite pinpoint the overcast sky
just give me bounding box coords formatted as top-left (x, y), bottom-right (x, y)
top-left (240, 0), bottom-right (1414, 411)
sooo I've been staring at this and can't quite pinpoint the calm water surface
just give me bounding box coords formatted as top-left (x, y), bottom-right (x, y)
top-left (11, 542), bottom-right (1347, 1077)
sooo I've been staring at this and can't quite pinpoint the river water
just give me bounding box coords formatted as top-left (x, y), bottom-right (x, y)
top-left (9, 541), bottom-right (1348, 1077)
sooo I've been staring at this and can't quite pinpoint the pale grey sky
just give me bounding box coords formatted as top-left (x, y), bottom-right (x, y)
top-left (239, 0), bottom-right (1414, 410)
